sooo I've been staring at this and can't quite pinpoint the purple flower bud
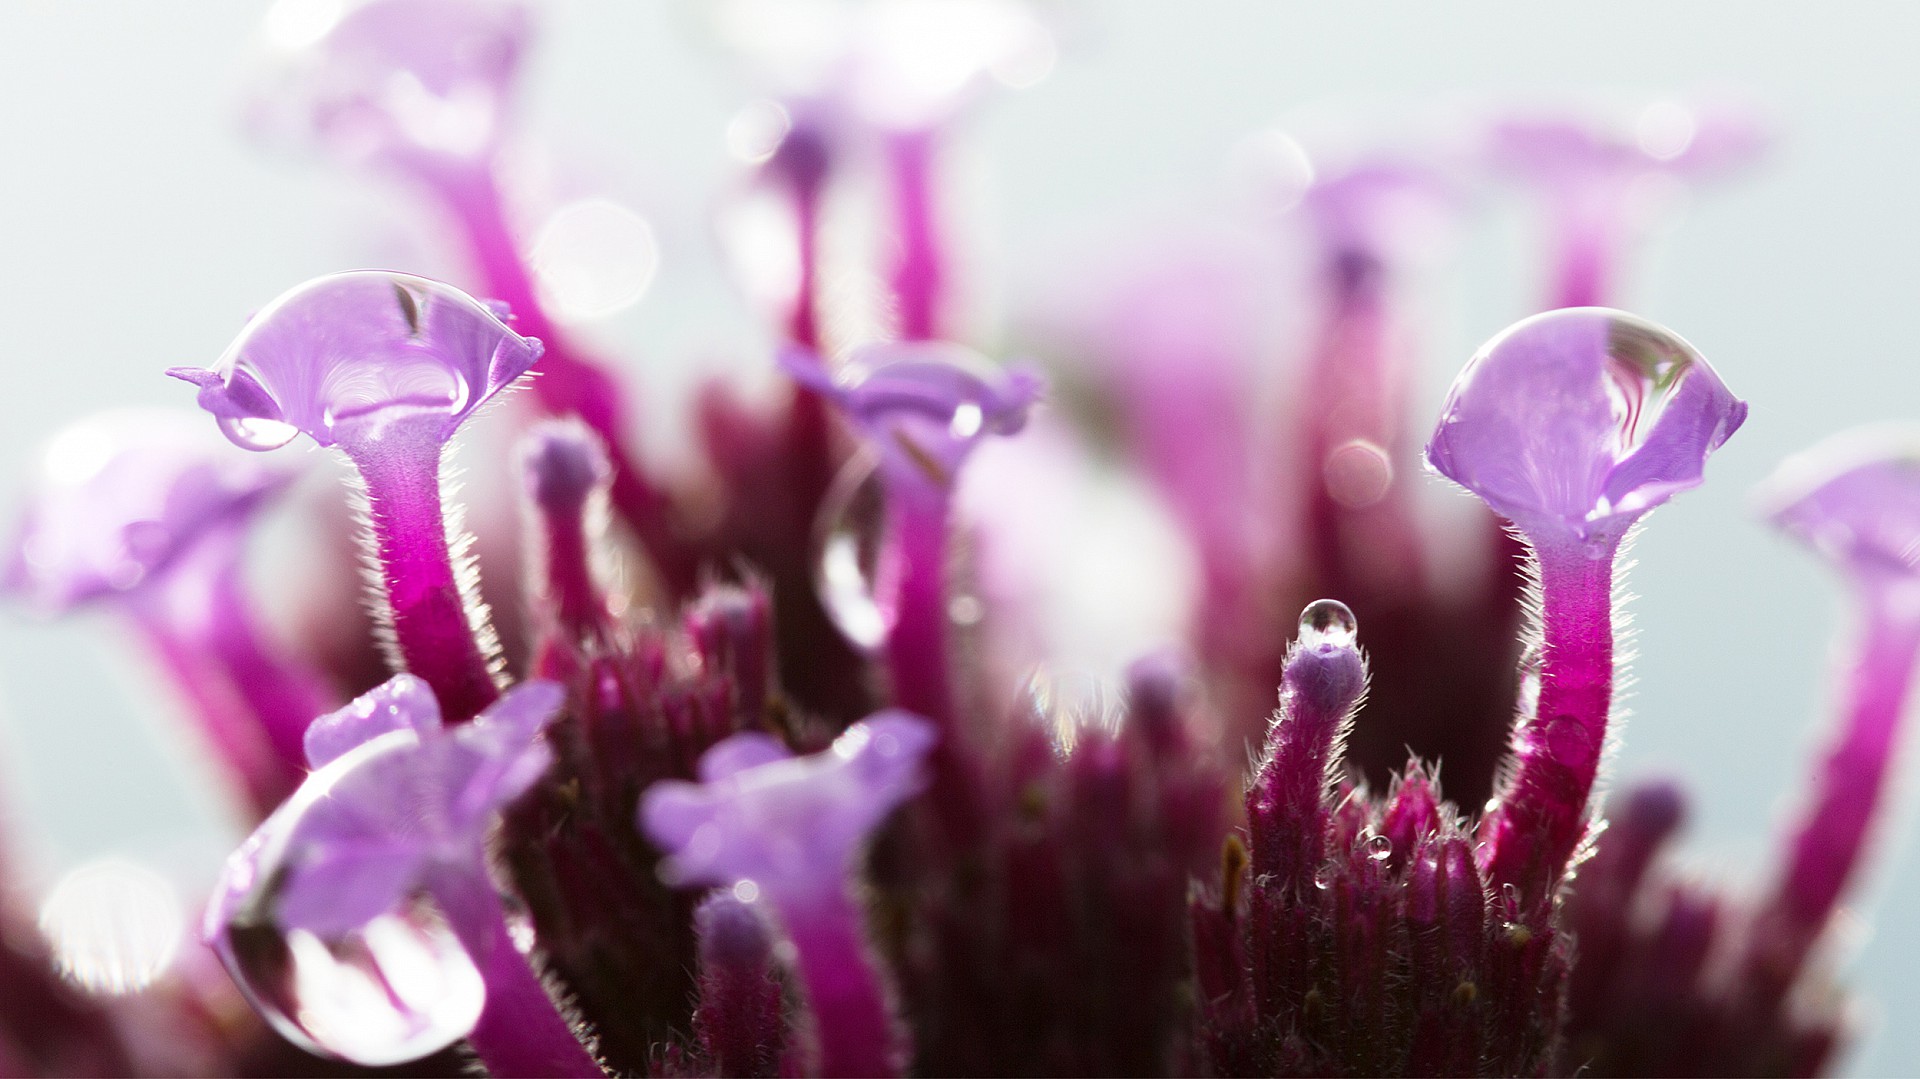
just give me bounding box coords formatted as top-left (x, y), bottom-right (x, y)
top-left (1247, 600), bottom-right (1368, 892)
top-left (206, 674), bottom-right (600, 1074)
top-left (1427, 307), bottom-right (1746, 550)
top-left (168, 270), bottom-right (542, 455)
top-left (640, 712), bottom-right (936, 1077)
top-left (250, 0), bottom-right (534, 172)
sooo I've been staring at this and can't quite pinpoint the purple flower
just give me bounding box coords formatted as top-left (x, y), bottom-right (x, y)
top-left (786, 343), bottom-right (1039, 729)
top-left (642, 711), bottom-right (936, 899)
top-left (1485, 100), bottom-right (1767, 307)
top-left (1754, 427), bottom-right (1920, 972)
top-left (251, 0), bottom-right (533, 173)
top-left (1426, 306), bottom-right (1747, 550)
top-left (5, 410), bottom-right (322, 810)
top-left (171, 271), bottom-right (542, 723)
top-left (787, 342), bottom-right (1041, 491)
top-left (1763, 425), bottom-right (1920, 587)
top-left (206, 674), bottom-right (600, 1074)
top-left (640, 712), bottom-right (936, 1077)
top-left (5, 410), bottom-right (290, 612)
top-left (167, 270), bottom-right (542, 455)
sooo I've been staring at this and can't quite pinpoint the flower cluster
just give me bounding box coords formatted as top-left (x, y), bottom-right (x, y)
top-left (0, 3), bottom-right (1913, 1078)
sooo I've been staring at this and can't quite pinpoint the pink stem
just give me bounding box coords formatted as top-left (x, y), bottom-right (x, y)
top-left (435, 876), bottom-right (603, 1078)
top-left (125, 597), bottom-right (291, 816)
top-left (195, 529), bottom-right (337, 769)
top-left (1746, 592), bottom-right (1920, 995)
top-left (880, 478), bottom-right (952, 730)
top-left (885, 128), bottom-right (945, 342)
top-left (427, 167), bottom-right (698, 596)
top-left (345, 420), bottom-right (499, 724)
top-left (1479, 536), bottom-right (1616, 909)
top-left (779, 890), bottom-right (901, 1078)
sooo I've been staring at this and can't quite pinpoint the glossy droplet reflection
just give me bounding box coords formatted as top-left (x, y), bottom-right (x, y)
top-left (1598, 316), bottom-right (1704, 462)
top-left (217, 414), bottom-right (302, 452)
top-left (220, 895), bottom-right (485, 1067)
top-left (1298, 598), bottom-right (1357, 650)
top-left (816, 454), bottom-right (892, 651)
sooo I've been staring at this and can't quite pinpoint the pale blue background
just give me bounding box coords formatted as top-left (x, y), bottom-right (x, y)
top-left (2, 2), bottom-right (1918, 1073)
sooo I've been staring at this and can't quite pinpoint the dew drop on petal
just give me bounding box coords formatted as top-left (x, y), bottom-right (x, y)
top-left (815, 454), bottom-right (893, 651)
top-left (218, 415), bottom-right (302, 452)
top-left (1297, 599), bottom-right (1357, 650)
top-left (1365, 834), bottom-right (1393, 862)
top-left (220, 896), bottom-right (484, 1067)
top-left (39, 858), bottom-right (183, 996)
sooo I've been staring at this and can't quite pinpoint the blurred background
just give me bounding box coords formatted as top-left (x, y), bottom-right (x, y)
top-left (2, 1), bottom-right (1918, 1073)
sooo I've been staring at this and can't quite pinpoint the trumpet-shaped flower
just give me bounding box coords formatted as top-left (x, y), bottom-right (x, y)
top-left (168, 270), bottom-right (542, 454)
top-left (1426, 306), bottom-right (1746, 550)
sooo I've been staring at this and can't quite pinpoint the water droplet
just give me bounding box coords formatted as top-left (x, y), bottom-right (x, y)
top-left (1365, 834), bottom-right (1393, 861)
top-left (732, 880), bottom-right (761, 905)
top-left (39, 858), bottom-right (183, 995)
top-left (1312, 864), bottom-right (1335, 891)
top-left (814, 454), bottom-right (893, 651)
top-left (219, 414), bottom-right (301, 452)
top-left (1297, 599), bottom-right (1357, 650)
top-left (1599, 316), bottom-right (1708, 453)
top-left (220, 895), bottom-right (484, 1067)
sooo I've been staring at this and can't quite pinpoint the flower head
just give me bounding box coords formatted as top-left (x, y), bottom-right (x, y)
top-left (5, 410), bottom-right (292, 612)
top-left (1426, 306), bottom-right (1747, 546)
top-left (640, 711), bottom-right (936, 899)
top-left (204, 674), bottom-right (563, 1065)
top-left (785, 342), bottom-right (1041, 491)
top-left (251, 0), bottom-right (534, 170)
top-left (1761, 425), bottom-right (1920, 588)
top-left (168, 270), bottom-right (542, 454)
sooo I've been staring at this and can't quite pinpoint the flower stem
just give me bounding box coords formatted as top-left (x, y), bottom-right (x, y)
top-left (194, 527), bottom-right (337, 770)
top-left (1746, 592), bottom-right (1920, 994)
top-left (428, 167), bottom-right (698, 596)
top-left (125, 596), bottom-right (291, 816)
top-left (886, 128), bottom-right (945, 342)
top-left (880, 478), bottom-right (953, 732)
top-left (1480, 536), bottom-right (1616, 908)
top-left (434, 877), bottom-right (603, 1078)
top-left (346, 420), bottom-right (499, 724)
top-left (778, 890), bottom-right (900, 1078)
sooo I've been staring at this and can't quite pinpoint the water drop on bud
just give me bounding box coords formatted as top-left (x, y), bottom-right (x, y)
top-left (1298, 598), bottom-right (1357, 650)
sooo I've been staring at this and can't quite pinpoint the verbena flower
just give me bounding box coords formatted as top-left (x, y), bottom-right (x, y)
top-left (8, 4), bottom-right (1917, 1079)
